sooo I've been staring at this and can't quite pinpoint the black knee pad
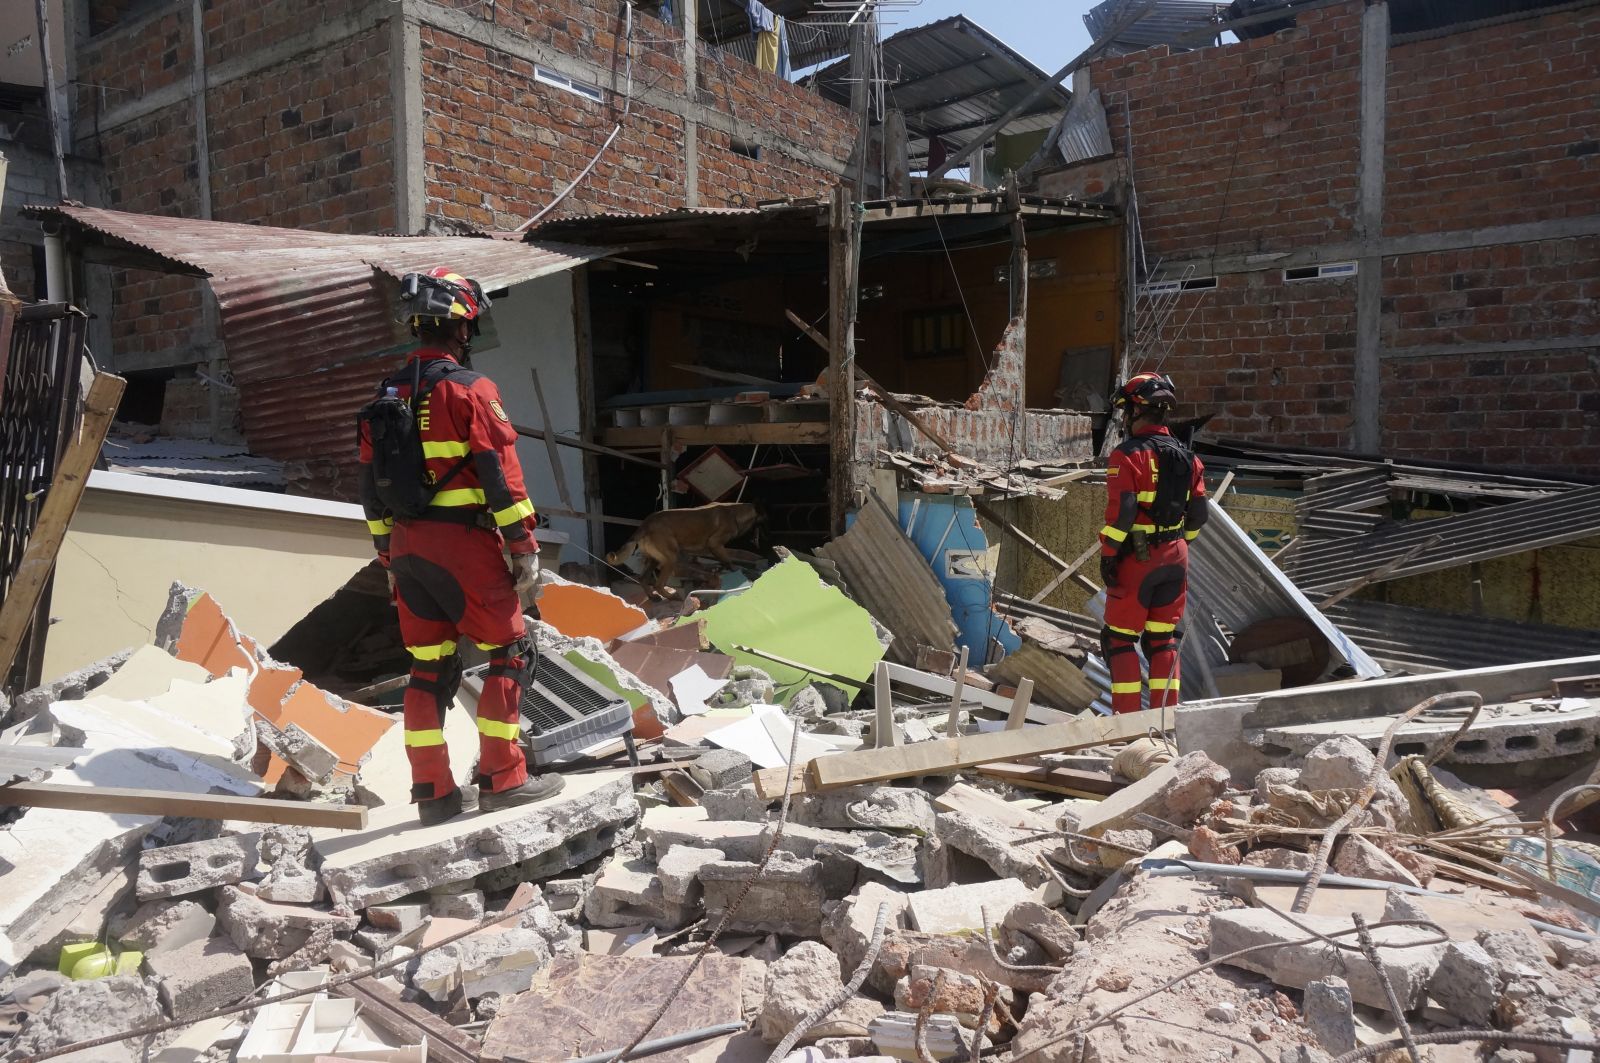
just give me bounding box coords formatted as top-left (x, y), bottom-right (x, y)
top-left (1140, 629), bottom-right (1183, 657)
top-left (488, 636), bottom-right (537, 693)
top-left (1101, 626), bottom-right (1138, 659)
top-left (436, 653), bottom-right (464, 709)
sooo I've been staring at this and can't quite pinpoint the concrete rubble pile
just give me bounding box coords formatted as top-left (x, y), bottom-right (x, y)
top-left (4, 555), bottom-right (1600, 1063)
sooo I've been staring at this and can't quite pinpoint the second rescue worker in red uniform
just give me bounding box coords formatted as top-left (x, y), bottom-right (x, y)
top-left (1098, 372), bottom-right (1209, 714)
top-left (358, 267), bottom-right (564, 825)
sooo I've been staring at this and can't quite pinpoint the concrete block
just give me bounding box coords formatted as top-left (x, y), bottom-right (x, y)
top-left (258, 721), bottom-right (338, 783)
top-left (216, 885), bottom-right (357, 960)
top-left (896, 965), bottom-right (1007, 1029)
top-left (701, 852), bottom-right (826, 938)
top-left (256, 861), bottom-right (319, 904)
top-left (145, 935), bottom-right (256, 1017)
top-left (1303, 977), bottom-right (1355, 1055)
top-left (792, 786), bottom-right (936, 835)
top-left (1074, 751), bottom-right (1229, 840)
top-left (110, 899), bottom-right (215, 953)
top-left (409, 927), bottom-right (550, 1001)
top-left (1430, 941), bottom-right (1500, 1026)
top-left (429, 890), bottom-right (485, 921)
top-left (1001, 901), bottom-right (1077, 963)
top-left (689, 749), bottom-right (755, 791)
top-left (584, 857), bottom-right (694, 929)
top-left (906, 879), bottom-right (1034, 936)
top-left (367, 903), bottom-right (428, 934)
top-left (823, 882), bottom-right (911, 983)
top-left (657, 845), bottom-right (726, 905)
top-left (701, 784), bottom-right (772, 822)
top-left (315, 773), bottom-right (639, 909)
top-left (137, 833), bottom-right (262, 901)
top-left (1209, 908), bottom-right (1445, 1010)
top-left (759, 940), bottom-right (883, 1044)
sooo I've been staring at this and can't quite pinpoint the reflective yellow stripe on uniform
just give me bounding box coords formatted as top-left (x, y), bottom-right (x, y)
top-left (431, 488), bottom-right (487, 508)
top-left (1148, 678), bottom-right (1181, 691)
top-left (493, 498), bottom-right (536, 527)
top-left (408, 640), bottom-right (458, 661)
top-left (1106, 624), bottom-right (1140, 639)
top-left (1101, 525), bottom-right (1128, 543)
top-left (422, 440), bottom-right (471, 459)
top-left (1145, 621), bottom-right (1177, 633)
top-left (1132, 522), bottom-right (1186, 534)
top-left (1110, 682), bottom-right (1144, 694)
top-left (404, 729), bottom-right (445, 748)
top-left (1135, 491), bottom-right (1157, 503)
top-left (477, 716), bottom-right (521, 742)
top-left (1185, 529), bottom-right (1200, 541)
top-left (367, 519), bottom-right (394, 536)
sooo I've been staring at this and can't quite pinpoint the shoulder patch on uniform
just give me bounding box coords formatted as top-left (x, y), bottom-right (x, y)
top-left (489, 399), bottom-right (509, 422)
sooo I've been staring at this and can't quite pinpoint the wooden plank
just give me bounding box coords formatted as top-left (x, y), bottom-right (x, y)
top-left (601, 422), bottom-right (829, 448)
top-left (333, 979), bottom-right (482, 1063)
top-left (975, 761), bottom-right (1120, 798)
top-left (752, 762), bottom-right (809, 800)
top-left (1005, 678), bottom-right (1036, 731)
top-left (972, 500), bottom-right (1098, 596)
top-left (1030, 540), bottom-right (1101, 603)
top-left (807, 707), bottom-right (1166, 790)
top-left (0, 781), bottom-right (369, 829)
top-left (945, 644), bottom-right (969, 736)
top-left (827, 185), bottom-right (857, 537)
top-left (512, 421), bottom-right (667, 469)
top-left (874, 660), bottom-right (898, 748)
top-left (0, 371), bottom-right (125, 682)
top-left (530, 367), bottom-right (574, 511)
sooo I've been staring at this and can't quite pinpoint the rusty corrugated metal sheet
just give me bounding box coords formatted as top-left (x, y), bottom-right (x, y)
top-left (27, 206), bottom-right (612, 493)
top-left (816, 493), bottom-right (958, 666)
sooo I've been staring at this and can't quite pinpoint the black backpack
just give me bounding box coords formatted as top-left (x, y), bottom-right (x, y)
top-left (357, 359), bottom-right (472, 519)
top-left (1144, 433), bottom-right (1196, 527)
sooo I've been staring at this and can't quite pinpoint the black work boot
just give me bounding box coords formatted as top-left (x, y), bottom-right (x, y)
top-left (417, 787), bottom-right (474, 827)
top-left (478, 774), bottom-right (565, 812)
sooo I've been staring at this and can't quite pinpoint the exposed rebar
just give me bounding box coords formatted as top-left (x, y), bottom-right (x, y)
top-left (765, 901), bottom-right (892, 1063)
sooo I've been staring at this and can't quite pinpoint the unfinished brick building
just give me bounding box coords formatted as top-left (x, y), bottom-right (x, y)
top-left (1036, 0), bottom-right (1599, 472)
top-left (37, 0), bottom-right (857, 424)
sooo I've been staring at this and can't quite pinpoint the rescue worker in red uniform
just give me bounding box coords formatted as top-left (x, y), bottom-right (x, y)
top-left (359, 267), bottom-right (564, 825)
top-left (1098, 372), bottom-right (1209, 714)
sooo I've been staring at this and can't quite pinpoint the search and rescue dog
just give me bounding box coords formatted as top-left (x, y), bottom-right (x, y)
top-left (606, 502), bottom-right (761, 599)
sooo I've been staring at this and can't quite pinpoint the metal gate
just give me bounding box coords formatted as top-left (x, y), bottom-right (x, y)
top-left (0, 302), bottom-right (89, 695)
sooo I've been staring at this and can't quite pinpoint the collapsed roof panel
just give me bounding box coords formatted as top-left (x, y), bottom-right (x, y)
top-left (809, 15), bottom-right (1071, 163)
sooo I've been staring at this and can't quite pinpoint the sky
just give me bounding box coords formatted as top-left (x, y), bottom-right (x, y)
top-left (881, 0), bottom-right (1099, 73)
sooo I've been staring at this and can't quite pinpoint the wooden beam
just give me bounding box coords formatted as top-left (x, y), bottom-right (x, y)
top-left (1004, 678), bottom-right (1036, 731)
top-left (0, 371), bottom-right (125, 682)
top-left (975, 761), bottom-right (1119, 798)
top-left (1029, 540), bottom-right (1101, 603)
top-left (512, 422), bottom-right (667, 470)
top-left (944, 644), bottom-right (969, 736)
top-left (807, 706), bottom-right (1167, 790)
top-left (601, 423), bottom-right (829, 448)
top-left (827, 185), bottom-right (857, 536)
top-left (972, 499), bottom-right (1099, 596)
top-left (0, 781), bottom-right (369, 829)
top-left (530, 367), bottom-right (574, 511)
top-left (874, 660), bottom-right (898, 748)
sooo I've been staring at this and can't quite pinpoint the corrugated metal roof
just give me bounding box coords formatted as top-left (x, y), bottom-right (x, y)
top-left (815, 493), bottom-right (958, 666)
top-left (28, 206), bottom-right (613, 491)
top-left (0, 745), bottom-right (81, 786)
top-left (1055, 89), bottom-right (1114, 165)
top-left (1323, 599), bottom-right (1600, 675)
top-left (1290, 485), bottom-right (1600, 597)
top-left (810, 15), bottom-right (1070, 164)
top-left (1085, 0), bottom-right (1231, 54)
top-left (1187, 500), bottom-right (1385, 684)
top-left (102, 436), bottom-right (287, 487)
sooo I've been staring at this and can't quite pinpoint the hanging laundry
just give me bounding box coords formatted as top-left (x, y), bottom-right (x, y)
top-left (746, 0), bottom-right (777, 33)
top-left (749, 0), bottom-right (780, 73)
top-left (776, 16), bottom-right (791, 79)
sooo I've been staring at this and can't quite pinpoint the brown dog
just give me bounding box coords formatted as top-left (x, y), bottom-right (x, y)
top-left (606, 502), bottom-right (760, 599)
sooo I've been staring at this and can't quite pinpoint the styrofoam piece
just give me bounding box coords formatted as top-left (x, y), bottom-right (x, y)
top-left (670, 666), bottom-right (729, 717)
top-left (704, 706), bottom-right (833, 769)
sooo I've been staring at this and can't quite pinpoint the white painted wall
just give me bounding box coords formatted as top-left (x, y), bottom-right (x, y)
top-left (470, 272), bottom-right (590, 557)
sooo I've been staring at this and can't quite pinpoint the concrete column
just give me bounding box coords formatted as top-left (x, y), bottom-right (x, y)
top-left (683, 0), bottom-right (699, 208)
top-left (391, 9), bottom-right (425, 232)
top-left (1353, 1), bottom-right (1389, 454)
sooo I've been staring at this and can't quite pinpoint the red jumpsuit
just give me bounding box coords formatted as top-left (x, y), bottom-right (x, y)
top-left (358, 349), bottom-right (540, 803)
top-left (1098, 425), bottom-right (1208, 714)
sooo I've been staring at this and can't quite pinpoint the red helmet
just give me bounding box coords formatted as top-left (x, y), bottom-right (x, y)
top-left (1112, 371), bottom-right (1177, 411)
top-left (398, 267), bottom-right (490, 334)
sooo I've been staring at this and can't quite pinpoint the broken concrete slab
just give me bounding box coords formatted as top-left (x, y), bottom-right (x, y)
top-left (409, 926), bottom-right (551, 1001)
top-left (428, 889), bottom-right (484, 921)
top-left (1430, 940), bottom-right (1501, 1026)
top-left (823, 882), bottom-right (911, 983)
top-left (216, 884), bottom-right (357, 960)
top-left (1332, 836), bottom-right (1421, 887)
top-left (701, 852), bottom-right (826, 938)
top-left (932, 811), bottom-right (1056, 887)
top-left (689, 749), bottom-right (754, 792)
top-left (1208, 907), bottom-right (1446, 1010)
top-left (906, 879), bottom-right (1034, 935)
top-left (792, 785), bottom-right (936, 835)
top-left (873, 931), bottom-right (1054, 997)
top-left (1074, 751), bottom-right (1229, 841)
top-left (584, 856), bottom-right (695, 929)
top-left (5, 975), bottom-right (160, 1060)
top-left (136, 832), bottom-right (262, 901)
top-left (657, 845), bottom-right (726, 906)
top-left (367, 903), bottom-right (428, 934)
top-left (895, 965), bottom-right (1008, 1030)
top-left (315, 772), bottom-right (638, 909)
top-left (759, 939), bottom-right (884, 1044)
top-left (110, 898), bottom-right (216, 953)
top-left (145, 934), bottom-right (256, 1017)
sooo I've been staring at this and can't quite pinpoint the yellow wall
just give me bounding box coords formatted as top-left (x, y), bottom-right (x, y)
top-left (44, 483), bottom-right (371, 680)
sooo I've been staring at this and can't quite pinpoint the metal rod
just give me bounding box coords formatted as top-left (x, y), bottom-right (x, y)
top-left (553, 1022), bottom-right (748, 1063)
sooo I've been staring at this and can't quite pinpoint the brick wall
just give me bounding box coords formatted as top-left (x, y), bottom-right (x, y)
top-left (1081, 0), bottom-right (1599, 469)
top-left (418, 1), bottom-right (856, 229)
